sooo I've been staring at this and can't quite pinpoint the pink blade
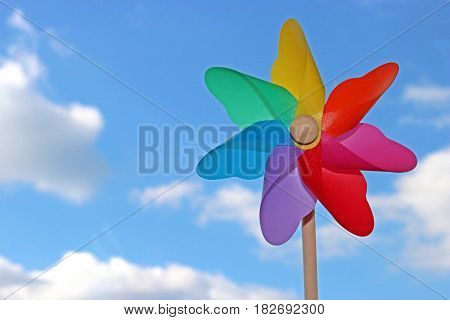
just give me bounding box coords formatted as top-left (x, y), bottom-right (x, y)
top-left (322, 124), bottom-right (417, 173)
top-left (260, 146), bottom-right (316, 245)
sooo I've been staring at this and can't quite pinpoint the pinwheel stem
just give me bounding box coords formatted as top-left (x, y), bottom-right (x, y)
top-left (302, 210), bottom-right (318, 300)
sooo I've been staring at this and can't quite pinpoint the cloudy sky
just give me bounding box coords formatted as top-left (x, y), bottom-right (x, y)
top-left (0, 0), bottom-right (449, 299)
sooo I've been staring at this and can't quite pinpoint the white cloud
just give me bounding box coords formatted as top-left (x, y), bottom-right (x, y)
top-left (372, 146), bottom-right (450, 271)
top-left (0, 13), bottom-right (106, 203)
top-left (403, 84), bottom-right (450, 106)
top-left (199, 183), bottom-right (263, 241)
top-left (400, 84), bottom-right (450, 129)
top-left (0, 252), bottom-right (291, 299)
top-left (0, 257), bottom-right (31, 287)
top-left (131, 182), bottom-right (202, 208)
top-left (68, 103), bottom-right (104, 133)
top-left (0, 50), bottom-right (41, 88)
top-left (399, 115), bottom-right (450, 129)
top-left (7, 10), bottom-right (34, 34)
top-left (134, 182), bottom-right (267, 244)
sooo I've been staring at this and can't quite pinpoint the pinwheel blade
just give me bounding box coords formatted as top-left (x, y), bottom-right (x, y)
top-left (197, 120), bottom-right (292, 180)
top-left (205, 67), bottom-right (297, 128)
top-left (260, 145), bottom-right (316, 245)
top-left (298, 147), bottom-right (374, 236)
top-left (272, 19), bottom-right (325, 149)
top-left (321, 124), bottom-right (417, 172)
top-left (322, 63), bottom-right (399, 136)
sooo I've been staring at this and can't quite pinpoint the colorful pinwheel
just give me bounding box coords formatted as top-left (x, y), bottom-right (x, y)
top-left (196, 19), bottom-right (416, 297)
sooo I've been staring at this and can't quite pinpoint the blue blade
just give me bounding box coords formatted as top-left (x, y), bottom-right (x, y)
top-left (197, 120), bottom-right (292, 180)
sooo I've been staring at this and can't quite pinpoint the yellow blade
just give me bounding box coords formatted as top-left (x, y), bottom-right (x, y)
top-left (271, 19), bottom-right (325, 149)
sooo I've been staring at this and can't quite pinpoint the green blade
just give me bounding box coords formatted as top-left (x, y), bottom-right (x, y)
top-left (205, 67), bottom-right (297, 128)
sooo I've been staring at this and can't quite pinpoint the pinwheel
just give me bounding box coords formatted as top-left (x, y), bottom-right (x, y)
top-left (197, 19), bottom-right (417, 299)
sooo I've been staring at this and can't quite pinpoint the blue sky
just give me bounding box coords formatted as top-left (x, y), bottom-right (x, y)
top-left (0, 0), bottom-right (449, 299)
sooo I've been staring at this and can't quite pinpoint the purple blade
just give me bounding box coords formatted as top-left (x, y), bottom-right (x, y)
top-left (260, 146), bottom-right (316, 246)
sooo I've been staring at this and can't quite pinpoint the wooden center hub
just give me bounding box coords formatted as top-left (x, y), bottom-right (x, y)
top-left (290, 115), bottom-right (319, 145)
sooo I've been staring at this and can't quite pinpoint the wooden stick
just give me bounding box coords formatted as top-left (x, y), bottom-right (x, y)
top-left (302, 210), bottom-right (318, 300)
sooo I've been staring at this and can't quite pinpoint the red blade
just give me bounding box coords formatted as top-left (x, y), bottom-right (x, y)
top-left (298, 146), bottom-right (374, 236)
top-left (322, 63), bottom-right (399, 137)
